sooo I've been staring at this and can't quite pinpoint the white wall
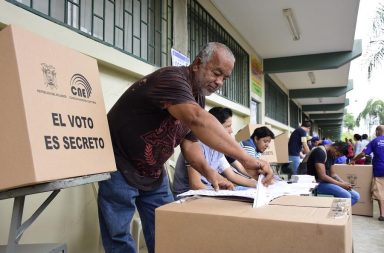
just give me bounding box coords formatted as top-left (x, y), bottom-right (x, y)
top-left (99, 65), bottom-right (136, 113)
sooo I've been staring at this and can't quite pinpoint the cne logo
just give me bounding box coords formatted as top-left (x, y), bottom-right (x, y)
top-left (41, 63), bottom-right (57, 89)
top-left (70, 73), bottom-right (92, 98)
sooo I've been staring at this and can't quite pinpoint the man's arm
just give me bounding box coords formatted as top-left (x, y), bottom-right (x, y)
top-left (350, 151), bottom-right (366, 164)
top-left (169, 103), bottom-right (273, 185)
top-left (315, 163), bottom-right (352, 190)
top-left (329, 166), bottom-right (344, 182)
top-left (301, 137), bottom-right (310, 154)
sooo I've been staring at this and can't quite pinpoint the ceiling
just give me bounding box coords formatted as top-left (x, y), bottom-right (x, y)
top-left (210, 0), bottom-right (361, 139)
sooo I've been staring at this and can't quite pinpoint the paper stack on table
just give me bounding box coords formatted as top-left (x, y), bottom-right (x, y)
top-left (177, 176), bottom-right (318, 208)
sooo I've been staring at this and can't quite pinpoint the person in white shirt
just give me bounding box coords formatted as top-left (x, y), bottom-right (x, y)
top-left (353, 134), bottom-right (365, 164)
top-left (173, 107), bottom-right (261, 196)
top-left (361, 134), bottom-right (370, 147)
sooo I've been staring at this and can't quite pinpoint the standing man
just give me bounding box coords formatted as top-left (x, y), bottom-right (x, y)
top-left (98, 42), bottom-right (273, 253)
top-left (351, 125), bottom-right (384, 221)
top-left (288, 121), bottom-right (311, 175)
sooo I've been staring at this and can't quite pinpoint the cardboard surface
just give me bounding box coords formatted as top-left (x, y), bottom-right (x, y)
top-left (0, 25), bottom-right (116, 190)
top-left (156, 196), bottom-right (352, 253)
top-left (235, 124), bottom-right (289, 163)
top-left (334, 164), bottom-right (373, 216)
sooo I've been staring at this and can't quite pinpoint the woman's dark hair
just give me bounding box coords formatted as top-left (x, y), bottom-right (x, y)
top-left (353, 134), bottom-right (361, 141)
top-left (208, 107), bottom-right (233, 124)
top-left (362, 134), bottom-right (368, 140)
top-left (251, 126), bottom-right (275, 140)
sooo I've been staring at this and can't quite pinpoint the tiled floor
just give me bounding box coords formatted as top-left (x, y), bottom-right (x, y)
top-left (138, 201), bottom-right (384, 253)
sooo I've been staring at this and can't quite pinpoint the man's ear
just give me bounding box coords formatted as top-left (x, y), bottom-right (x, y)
top-left (192, 57), bottom-right (202, 71)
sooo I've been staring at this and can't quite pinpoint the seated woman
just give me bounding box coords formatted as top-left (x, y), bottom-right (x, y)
top-left (238, 126), bottom-right (275, 178)
top-left (173, 107), bottom-right (258, 197)
top-left (306, 141), bottom-right (360, 205)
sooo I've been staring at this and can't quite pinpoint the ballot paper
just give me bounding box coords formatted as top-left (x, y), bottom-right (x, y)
top-left (177, 179), bottom-right (318, 208)
top-left (177, 187), bottom-right (257, 201)
top-left (253, 174), bottom-right (268, 207)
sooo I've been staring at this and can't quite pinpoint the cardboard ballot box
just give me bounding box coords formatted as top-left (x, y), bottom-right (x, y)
top-left (156, 196), bottom-right (352, 253)
top-left (235, 124), bottom-right (289, 163)
top-left (0, 25), bottom-right (116, 190)
top-left (334, 164), bottom-right (373, 216)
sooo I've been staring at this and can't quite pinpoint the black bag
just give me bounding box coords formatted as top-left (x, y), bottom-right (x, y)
top-left (297, 146), bottom-right (326, 175)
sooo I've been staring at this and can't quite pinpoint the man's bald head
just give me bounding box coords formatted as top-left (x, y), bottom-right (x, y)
top-left (375, 125), bottom-right (384, 136)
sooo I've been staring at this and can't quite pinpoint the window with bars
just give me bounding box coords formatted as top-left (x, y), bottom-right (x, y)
top-left (9, 0), bottom-right (173, 67)
top-left (289, 99), bottom-right (299, 128)
top-left (187, 0), bottom-right (249, 107)
top-left (264, 75), bottom-right (288, 125)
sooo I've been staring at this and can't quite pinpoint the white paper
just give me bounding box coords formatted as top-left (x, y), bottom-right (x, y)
top-left (253, 174), bottom-right (268, 207)
top-left (177, 180), bottom-right (318, 207)
top-left (171, 48), bottom-right (190, 66)
top-left (177, 187), bottom-right (257, 199)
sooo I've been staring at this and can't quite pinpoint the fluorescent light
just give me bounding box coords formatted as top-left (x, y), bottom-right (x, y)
top-left (308, 72), bottom-right (316, 84)
top-left (283, 8), bottom-right (300, 41)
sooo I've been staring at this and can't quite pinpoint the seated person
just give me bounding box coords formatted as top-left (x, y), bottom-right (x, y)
top-left (239, 126), bottom-right (275, 178)
top-left (306, 141), bottom-right (360, 205)
top-left (173, 151), bottom-right (257, 196)
top-left (310, 136), bottom-right (322, 149)
top-left (173, 107), bottom-right (261, 197)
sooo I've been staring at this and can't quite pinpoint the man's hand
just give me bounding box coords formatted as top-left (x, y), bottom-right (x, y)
top-left (340, 181), bottom-right (353, 191)
top-left (241, 157), bottom-right (273, 186)
top-left (205, 169), bottom-right (234, 191)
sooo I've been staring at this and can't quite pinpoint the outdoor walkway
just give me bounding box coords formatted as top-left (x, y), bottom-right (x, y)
top-left (353, 201), bottom-right (384, 253)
